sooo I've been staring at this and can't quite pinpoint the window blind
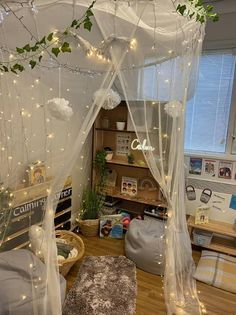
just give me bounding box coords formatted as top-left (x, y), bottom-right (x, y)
top-left (184, 51), bottom-right (236, 153)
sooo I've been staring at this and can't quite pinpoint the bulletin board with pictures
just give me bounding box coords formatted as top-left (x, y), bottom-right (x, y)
top-left (188, 156), bottom-right (236, 184)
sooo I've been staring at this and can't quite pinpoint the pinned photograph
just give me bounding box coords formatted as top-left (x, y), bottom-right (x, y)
top-left (218, 161), bottom-right (233, 180)
top-left (203, 159), bottom-right (218, 178)
top-left (189, 158), bottom-right (202, 175)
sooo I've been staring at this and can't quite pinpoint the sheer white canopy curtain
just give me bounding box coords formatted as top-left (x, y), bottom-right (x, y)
top-left (0, 0), bottom-right (205, 314)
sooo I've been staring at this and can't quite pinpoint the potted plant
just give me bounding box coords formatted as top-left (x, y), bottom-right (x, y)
top-left (127, 153), bottom-right (134, 164)
top-left (77, 150), bottom-right (108, 237)
top-left (78, 187), bottom-right (104, 237)
top-left (94, 149), bottom-right (108, 191)
top-left (116, 120), bottom-right (126, 130)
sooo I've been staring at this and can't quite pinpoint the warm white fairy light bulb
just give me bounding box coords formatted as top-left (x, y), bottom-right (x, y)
top-left (130, 38), bottom-right (137, 50)
top-left (47, 133), bottom-right (54, 139)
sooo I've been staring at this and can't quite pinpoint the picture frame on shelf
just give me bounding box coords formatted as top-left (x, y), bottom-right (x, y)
top-left (195, 205), bottom-right (210, 225)
top-left (28, 162), bottom-right (46, 186)
top-left (121, 176), bottom-right (137, 197)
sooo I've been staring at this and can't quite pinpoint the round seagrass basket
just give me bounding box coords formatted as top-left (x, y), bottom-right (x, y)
top-left (56, 230), bottom-right (85, 276)
top-left (79, 219), bottom-right (99, 237)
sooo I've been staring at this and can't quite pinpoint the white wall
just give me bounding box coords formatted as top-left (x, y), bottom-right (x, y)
top-left (185, 10), bottom-right (236, 224)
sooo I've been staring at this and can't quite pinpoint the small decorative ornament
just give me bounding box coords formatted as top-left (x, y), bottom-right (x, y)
top-left (47, 98), bottom-right (73, 121)
top-left (164, 100), bottom-right (182, 118)
top-left (93, 88), bottom-right (121, 110)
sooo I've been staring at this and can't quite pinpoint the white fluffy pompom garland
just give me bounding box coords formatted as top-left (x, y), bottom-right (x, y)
top-left (47, 98), bottom-right (73, 121)
top-left (93, 88), bottom-right (121, 110)
top-left (164, 100), bottom-right (182, 118)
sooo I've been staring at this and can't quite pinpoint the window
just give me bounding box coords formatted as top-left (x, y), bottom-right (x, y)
top-left (184, 51), bottom-right (236, 154)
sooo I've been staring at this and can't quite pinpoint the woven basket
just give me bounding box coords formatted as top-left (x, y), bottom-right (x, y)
top-left (79, 219), bottom-right (99, 237)
top-left (56, 230), bottom-right (85, 276)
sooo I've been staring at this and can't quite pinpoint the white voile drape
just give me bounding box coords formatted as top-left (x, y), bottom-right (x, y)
top-left (94, 1), bottom-right (205, 314)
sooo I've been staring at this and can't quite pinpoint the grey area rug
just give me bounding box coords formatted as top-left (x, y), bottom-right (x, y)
top-left (63, 255), bottom-right (137, 315)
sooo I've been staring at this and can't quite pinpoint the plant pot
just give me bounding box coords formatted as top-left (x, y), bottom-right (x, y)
top-left (105, 151), bottom-right (113, 161)
top-left (79, 219), bottom-right (99, 237)
top-left (116, 121), bottom-right (126, 131)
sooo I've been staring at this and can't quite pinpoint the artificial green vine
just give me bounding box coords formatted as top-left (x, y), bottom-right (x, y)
top-left (0, 1), bottom-right (95, 74)
top-left (176, 0), bottom-right (219, 24)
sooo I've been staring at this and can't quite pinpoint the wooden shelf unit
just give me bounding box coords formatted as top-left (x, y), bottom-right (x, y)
top-left (106, 158), bottom-right (148, 169)
top-left (187, 215), bottom-right (236, 256)
top-left (92, 102), bottom-right (166, 216)
top-left (108, 187), bottom-right (166, 207)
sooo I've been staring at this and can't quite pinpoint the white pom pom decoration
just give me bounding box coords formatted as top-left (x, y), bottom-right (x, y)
top-left (164, 101), bottom-right (182, 118)
top-left (47, 98), bottom-right (73, 121)
top-left (93, 88), bottom-right (121, 110)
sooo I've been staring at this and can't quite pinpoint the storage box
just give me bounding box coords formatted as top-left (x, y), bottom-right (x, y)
top-left (193, 229), bottom-right (213, 246)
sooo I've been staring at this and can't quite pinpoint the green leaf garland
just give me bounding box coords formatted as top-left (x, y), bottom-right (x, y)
top-left (0, 1), bottom-right (96, 74)
top-left (176, 0), bottom-right (219, 24)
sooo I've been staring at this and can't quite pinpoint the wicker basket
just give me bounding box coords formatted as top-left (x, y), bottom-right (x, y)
top-left (79, 219), bottom-right (99, 237)
top-left (56, 230), bottom-right (85, 276)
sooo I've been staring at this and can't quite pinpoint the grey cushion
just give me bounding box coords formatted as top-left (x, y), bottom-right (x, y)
top-left (0, 249), bottom-right (66, 315)
top-left (125, 219), bottom-right (165, 275)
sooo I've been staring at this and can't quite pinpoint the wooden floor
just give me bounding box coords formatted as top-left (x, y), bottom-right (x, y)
top-left (66, 236), bottom-right (236, 315)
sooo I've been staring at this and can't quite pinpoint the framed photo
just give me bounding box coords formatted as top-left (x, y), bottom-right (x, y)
top-left (195, 206), bottom-right (210, 225)
top-left (121, 176), bottom-right (137, 197)
top-left (28, 162), bottom-right (46, 185)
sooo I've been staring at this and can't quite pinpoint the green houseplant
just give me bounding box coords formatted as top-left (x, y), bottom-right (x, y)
top-left (77, 187), bottom-right (101, 237)
top-left (78, 150), bottom-right (108, 237)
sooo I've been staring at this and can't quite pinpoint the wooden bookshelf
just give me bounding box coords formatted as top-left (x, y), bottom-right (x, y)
top-left (187, 215), bottom-right (236, 256)
top-left (92, 102), bottom-right (166, 216)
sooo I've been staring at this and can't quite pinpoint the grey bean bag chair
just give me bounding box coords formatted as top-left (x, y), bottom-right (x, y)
top-left (125, 219), bottom-right (165, 275)
top-left (0, 249), bottom-right (66, 315)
